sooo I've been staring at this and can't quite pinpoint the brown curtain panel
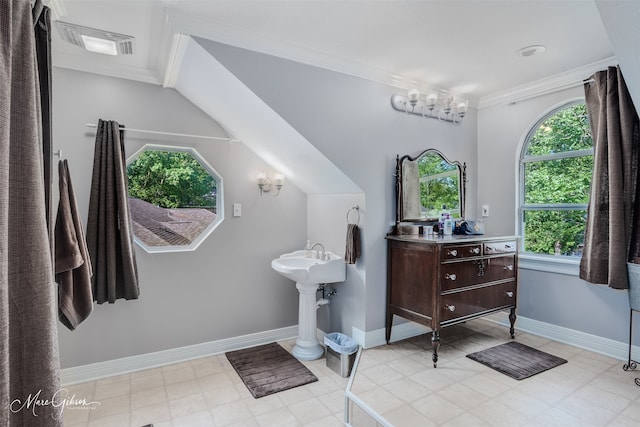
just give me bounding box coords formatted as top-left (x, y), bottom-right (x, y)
top-left (33, 0), bottom-right (53, 253)
top-left (1, 0), bottom-right (62, 425)
top-left (580, 66), bottom-right (640, 289)
top-left (86, 120), bottom-right (140, 303)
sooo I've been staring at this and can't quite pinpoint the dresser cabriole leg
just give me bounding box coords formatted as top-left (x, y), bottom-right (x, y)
top-left (386, 313), bottom-right (393, 345)
top-left (431, 330), bottom-right (440, 367)
top-left (509, 308), bottom-right (516, 339)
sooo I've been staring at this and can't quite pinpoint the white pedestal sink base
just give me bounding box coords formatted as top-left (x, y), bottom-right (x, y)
top-left (271, 250), bottom-right (346, 361)
top-left (292, 281), bottom-right (324, 361)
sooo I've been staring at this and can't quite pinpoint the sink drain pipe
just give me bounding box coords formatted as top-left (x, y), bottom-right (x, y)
top-left (317, 284), bottom-right (336, 309)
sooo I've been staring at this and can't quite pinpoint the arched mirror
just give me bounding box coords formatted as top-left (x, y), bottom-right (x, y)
top-left (126, 144), bottom-right (223, 253)
top-left (396, 149), bottom-right (466, 224)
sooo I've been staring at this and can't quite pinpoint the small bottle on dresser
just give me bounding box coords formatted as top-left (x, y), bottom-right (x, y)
top-left (444, 214), bottom-right (453, 235)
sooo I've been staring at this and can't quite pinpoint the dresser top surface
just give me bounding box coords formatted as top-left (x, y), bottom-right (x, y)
top-left (386, 233), bottom-right (519, 245)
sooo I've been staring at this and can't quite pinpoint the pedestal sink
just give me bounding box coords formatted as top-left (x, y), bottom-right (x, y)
top-left (272, 250), bottom-right (346, 360)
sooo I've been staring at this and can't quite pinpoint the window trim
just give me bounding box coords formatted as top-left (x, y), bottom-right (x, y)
top-left (516, 98), bottom-right (591, 274)
top-left (518, 253), bottom-right (580, 276)
top-left (126, 143), bottom-right (224, 253)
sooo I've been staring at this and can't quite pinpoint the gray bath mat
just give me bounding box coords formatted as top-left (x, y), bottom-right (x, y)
top-left (466, 341), bottom-right (567, 380)
top-left (225, 342), bottom-right (318, 398)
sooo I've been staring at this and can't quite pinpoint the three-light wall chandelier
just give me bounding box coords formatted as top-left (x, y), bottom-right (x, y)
top-left (390, 89), bottom-right (469, 125)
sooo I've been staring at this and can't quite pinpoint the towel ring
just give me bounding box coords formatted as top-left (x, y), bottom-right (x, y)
top-left (347, 205), bottom-right (360, 226)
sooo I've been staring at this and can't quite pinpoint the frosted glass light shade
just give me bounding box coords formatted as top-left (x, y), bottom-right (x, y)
top-left (81, 35), bottom-right (118, 55)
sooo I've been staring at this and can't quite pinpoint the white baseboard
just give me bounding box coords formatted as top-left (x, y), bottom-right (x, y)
top-left (63, 315), bottom-right (639, 386)
top-left (352, 321), bottom-right (429, 349)
top-left (484, 313), bottom-right (638, 362)
top-left (60, 325), bottom-right (298, 386)
top-left (353, 314), bottom-right (638, 362)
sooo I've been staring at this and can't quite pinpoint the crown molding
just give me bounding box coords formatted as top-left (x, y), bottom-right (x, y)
top-left (162, 33), bottom-right (190, 88)
top-left (478, 56), bottom-right (618, 109)
top-left (160, 9), bottom-right (617, 111)
top-left (52, 51), bottom-right (160, 85)
top-left (159, 9), bottom-right (415, 91)
top-left (60, 4), bottom-right (618, 112)
top-left (47, 0), bottom-right (66, 21)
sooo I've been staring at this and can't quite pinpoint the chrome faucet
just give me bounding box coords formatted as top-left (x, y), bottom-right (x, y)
top-left (310, 242), bottom-right (326, 260)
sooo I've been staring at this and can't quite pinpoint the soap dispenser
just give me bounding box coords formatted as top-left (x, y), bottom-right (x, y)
top-left (304, 240), bottom-right (312, 258)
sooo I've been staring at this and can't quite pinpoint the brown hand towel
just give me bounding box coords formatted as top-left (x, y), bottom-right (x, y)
top-left (345, 223), bottom-right (361, 264)
top-left (55, 159), bottom-right (93, 330)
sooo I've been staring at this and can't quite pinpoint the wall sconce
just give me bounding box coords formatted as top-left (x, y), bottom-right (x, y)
top-left (391, 89), bottom-right (469, 125)
top-left (257, 172), bottom-right (285, 196)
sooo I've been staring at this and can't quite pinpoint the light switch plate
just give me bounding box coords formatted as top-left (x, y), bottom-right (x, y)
top-left (233, 203), bottom-right (242, 217)
top-left (481, 205), bottom-right (490, 217)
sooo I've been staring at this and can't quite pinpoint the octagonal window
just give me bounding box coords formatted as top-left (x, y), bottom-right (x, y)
top-left (126, 144), bottom-right (223, 253)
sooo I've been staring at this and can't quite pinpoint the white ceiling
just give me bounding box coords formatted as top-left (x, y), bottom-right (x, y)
top-left (51, 0), bottom-right (616, 106)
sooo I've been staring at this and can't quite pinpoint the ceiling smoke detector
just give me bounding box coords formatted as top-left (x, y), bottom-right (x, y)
top-left (516, 45), bottom-right (546, 57)
top-left (56, 21), bottom-right (134, 56)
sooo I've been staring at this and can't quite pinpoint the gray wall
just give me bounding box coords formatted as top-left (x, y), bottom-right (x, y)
top-left (195, 39), bottom-right (478, 335)
top-left (308, 193), bottom-right (366, 334)
top-left (53, 68), bottom-right (308, 368)
top-left (478, 87), bottom-right (636, 344)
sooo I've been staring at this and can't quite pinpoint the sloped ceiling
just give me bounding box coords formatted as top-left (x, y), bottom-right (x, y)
top-left (173, 37), bottom-right (361, 195)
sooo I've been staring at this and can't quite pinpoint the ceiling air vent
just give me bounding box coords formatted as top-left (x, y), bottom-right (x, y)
top-left (56, 21), bottom-right (135, 56)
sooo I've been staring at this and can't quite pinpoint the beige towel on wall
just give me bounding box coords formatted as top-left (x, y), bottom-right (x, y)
top-left (55, 160), bottom-right (93, 330)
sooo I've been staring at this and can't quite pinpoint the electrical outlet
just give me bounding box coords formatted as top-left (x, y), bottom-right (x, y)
top-left (481, 205), bottom-right (490, 217)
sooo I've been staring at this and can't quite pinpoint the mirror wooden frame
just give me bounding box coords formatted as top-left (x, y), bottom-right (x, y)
top-left (394, 148), bottom-right (466, 231)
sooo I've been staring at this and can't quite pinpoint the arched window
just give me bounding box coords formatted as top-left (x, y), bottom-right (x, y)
top-left (519, 101), bottom-right (593, 257)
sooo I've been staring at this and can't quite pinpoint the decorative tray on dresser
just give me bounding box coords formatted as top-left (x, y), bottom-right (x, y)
top-left (385, 233), bottom-right (518, 367)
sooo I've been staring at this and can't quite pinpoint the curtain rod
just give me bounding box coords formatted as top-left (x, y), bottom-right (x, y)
top-left (85, 123), bottom-right (239, 142)
top-left (507, 78), bottom-right (595, 106)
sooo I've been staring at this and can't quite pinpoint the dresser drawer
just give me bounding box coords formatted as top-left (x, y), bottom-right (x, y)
top-left (485, 241), bottom-right (517, 254)
top-left (483, 256), bottom-right (516, 283)
top-left (440, 255), bottom-right (516, 291)
top-left (440, 281), bottom-right (516, 322)
top-left (442, 243), bottom-right (482, 260)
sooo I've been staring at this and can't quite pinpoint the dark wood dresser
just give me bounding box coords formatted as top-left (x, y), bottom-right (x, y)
top-left (386, 234), bottom-right (518, 367)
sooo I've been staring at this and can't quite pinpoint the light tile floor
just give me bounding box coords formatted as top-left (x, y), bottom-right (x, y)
top-left (348, 319), bottom-right (640, 427)
top-left (62, 319), bottom-right (640, 426)
top-left (63, 339), bottom-right (348, 427)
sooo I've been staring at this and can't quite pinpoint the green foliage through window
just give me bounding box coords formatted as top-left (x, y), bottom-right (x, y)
top-left (521, 102), bottom-right (592, 256)
top-left (127, 150), bottom-right (217, 209)
top-left (126, 146), bottom-right (223, 252)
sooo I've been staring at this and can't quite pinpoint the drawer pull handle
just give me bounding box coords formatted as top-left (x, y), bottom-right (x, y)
top-left (505, 244), bottom-right (514, 249)
top-left (505, 291), bottom-right (514, 298)
top-left (445, 273), bottom-right (457, 281)
top-left (447, 249), bottom-right (458, 257)
top-left (503, 265), bottom-right (514, 271)
top-left (473, 259), bottom-right (486, 276)
top-left (470, 247), bottom-right (480, 254)
top-left (445, 304), bottom-right (456, 312)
